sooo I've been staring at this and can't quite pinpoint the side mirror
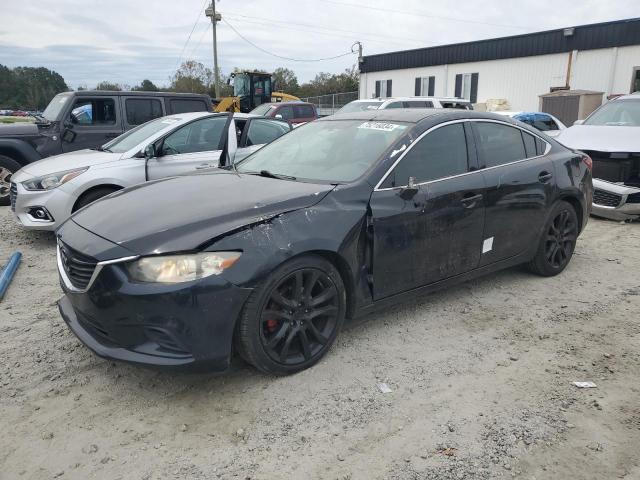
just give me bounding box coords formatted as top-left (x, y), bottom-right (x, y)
top-left (275, 114), bottom-right (283, 119)
top-left (573, 119), bottom-right (585, 126)
top-left (144, 143), bottom-right (156, 159)
top-left (398, 176), bottom-right (418, 200)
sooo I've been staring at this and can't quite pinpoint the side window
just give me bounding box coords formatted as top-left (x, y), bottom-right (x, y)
top-left (293, 105), bottom-right (315, 118)
top-left (125, 98), bottom-right (163, 126)
top-left (533, 116), bottom-right (559, 131)
top-left (522, 131), bottom-right (537, 158)
top-left (385, 102), bottom-right (404, 109)
top-left (405, 101), bottom-right (430, 108)
top-left (244, 119), bottom-right (291, 147)
top-left (535, 137), bottom-right (547, 156)
top-left (382, 123), bottom-right (468, 188)
top-left (161, 116), bottom-right (227, 155)
top-left (277, 106), bottom-right (294, 120)
top-left (168, 99), bottom-right (208, 114)
top-left (474, 122), bottom-right (526, 168)
top-left (69, 98), bottom-right (116, 126)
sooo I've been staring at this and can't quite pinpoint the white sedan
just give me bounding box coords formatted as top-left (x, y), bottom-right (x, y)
top-left (10, 112), bottom-right (291, 230)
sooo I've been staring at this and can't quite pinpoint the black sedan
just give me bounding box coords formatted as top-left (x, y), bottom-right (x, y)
top-left (56, 110), bottom-right (593, 375)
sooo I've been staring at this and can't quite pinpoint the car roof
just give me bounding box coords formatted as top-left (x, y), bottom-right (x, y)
top-left (611, 93), bottom-right (640, 101)
top-left (261, 101), bottom-right (314, 106)
top-left (324, 109), bottom-right (513, 123)
top-left (66, 90), bottom-right (211, 98)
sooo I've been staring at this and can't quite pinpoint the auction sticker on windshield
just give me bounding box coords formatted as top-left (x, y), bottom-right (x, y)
top-left (358, 122), bottom-right (406, 132)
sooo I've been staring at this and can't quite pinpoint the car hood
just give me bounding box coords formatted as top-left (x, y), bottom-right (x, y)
top-left (16, 149), bottom-right (122, 179)
top-left (555, 125), bottom-right (640, 152)
top-left (69, 171), bottom-right (335, 255)
top-left (0, 122), bottom-right (40, 137)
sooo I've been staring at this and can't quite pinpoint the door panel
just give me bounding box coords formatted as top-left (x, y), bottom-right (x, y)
top-left (479, 156), bottom-right (554, 265)
top-left (146, 150), bottom-right (221, 180)
top-left (62, 96), bottom-right (123, 152)
top-left (370, 173), bottom-right (486, 299)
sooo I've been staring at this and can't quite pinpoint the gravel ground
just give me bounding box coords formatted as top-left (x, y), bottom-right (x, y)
top-left (1, 206), bottom-right (639, 480)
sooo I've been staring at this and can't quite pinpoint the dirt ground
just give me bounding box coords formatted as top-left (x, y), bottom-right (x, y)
top-left (0, 205), bottom-right (639, 480)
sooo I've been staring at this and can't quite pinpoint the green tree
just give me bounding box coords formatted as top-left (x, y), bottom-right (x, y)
top-left (95, 81), bottom-right (122, 91)
top-left (132, 79), bottom-right (159, 92)
top-left (170, 60), bottom-right (212, 94)
top-left (0, 65), bottom-right (68, 110)
top-left (272, 67), bottom-right (299, 95)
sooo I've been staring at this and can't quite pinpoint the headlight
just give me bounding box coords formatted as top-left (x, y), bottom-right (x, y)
top-left (127, 252), bottom-right (241, 283)
top-left (22, 167), bottom-right (88, 191)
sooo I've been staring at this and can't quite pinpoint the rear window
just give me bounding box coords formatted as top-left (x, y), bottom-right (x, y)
top-left (168, 98), bottom-right (208, 114)
top-left (125, 98), bottom-right (163, 125)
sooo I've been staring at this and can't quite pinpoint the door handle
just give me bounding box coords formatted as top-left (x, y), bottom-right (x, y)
top-left (538, 171), bottom-right (553, 183)
top-left (196, 163), bottom-right (214, 170)
top-left (461, 193), bottom-right (483, 208)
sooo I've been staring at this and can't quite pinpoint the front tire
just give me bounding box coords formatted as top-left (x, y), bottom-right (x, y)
top-left (0, 155), bottom-right (22, 207)
top-left (236, 255), bottom-right (346, 376)
top-left (527, 201), bottom-right (578, 276)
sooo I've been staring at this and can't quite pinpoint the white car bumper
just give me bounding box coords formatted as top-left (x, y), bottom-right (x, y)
top-left (592, 178), bottom-right (640, 221)
top-left (10, 181), bottom-right (74, 231)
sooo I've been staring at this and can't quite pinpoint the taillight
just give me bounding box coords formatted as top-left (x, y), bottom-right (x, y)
top-left (582, 155), bottom-right (593, 172)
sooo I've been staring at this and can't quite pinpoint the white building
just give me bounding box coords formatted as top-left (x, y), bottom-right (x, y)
top-left (359, 18), bottom-right (640, 112)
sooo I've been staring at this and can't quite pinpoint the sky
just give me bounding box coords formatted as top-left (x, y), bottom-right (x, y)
top-left (0, 0), bottom-right (639, 90)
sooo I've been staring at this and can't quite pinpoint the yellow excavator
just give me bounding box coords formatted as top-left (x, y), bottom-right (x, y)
top-left (214, 71), bottom-right (300, 113)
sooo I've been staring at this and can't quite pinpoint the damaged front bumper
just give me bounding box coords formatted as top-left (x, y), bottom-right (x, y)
top-left (592, 178), bottom-right (640, 221)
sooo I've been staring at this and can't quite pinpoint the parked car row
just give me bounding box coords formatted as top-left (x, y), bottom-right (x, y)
top-left (19, 107), bottom-right (591, 375)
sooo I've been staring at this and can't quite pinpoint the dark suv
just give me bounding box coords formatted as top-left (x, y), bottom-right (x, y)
top-left (0, 90), bottom-right (212, 205)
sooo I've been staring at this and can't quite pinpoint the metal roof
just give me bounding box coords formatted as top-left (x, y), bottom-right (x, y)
top-left (360, 17), bottom-right (640, 73)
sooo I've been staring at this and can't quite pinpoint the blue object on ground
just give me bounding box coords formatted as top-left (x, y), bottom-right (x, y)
top-left (0, 251), bottom-right (22, 301)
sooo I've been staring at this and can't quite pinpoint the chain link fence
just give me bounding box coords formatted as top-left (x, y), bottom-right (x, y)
top-left (301, 91), bottom-right (359, 116)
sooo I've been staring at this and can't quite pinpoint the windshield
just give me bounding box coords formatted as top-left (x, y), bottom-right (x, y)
top-left (42, 93), bottom-right (72, 121)
top-left (336, 101), bottom-right (382, 114)
top-left (237, 120), bottom-right (409, 182)
top-left (103, 116), bottom-right (181, 153)
top-left (584, 99), bottom-right (640, 126)
top-left (234, 75), bottom-right (250, 97)
top-left (251, 104), bottom-right (277, 116)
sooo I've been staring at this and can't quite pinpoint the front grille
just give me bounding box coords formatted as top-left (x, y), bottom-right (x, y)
top-left (593, 189), bottom-right (622, 207)
top-left (59, 242), bottom-right (98, 290)
top-left (10, 182), bottom-right (17, 212)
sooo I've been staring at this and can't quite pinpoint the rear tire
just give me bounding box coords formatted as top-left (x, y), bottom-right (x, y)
top-left (527, 201), bottom-right (578, 277)
top-left (73, 187), bottom-right (119, 212)
top-left (236, 255), bottom-right (346, 376)
top-left (0, 155), bottom-right (22, 207)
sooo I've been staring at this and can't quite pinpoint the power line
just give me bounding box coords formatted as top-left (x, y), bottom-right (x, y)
top-left (223, 11), bottom-right (423, 44)
top-left (223, 14), bottom-right (405, 47)
top-left (317, 0), bottom-right (529, 30)
top-left (186, 22), bottom-right (211, 60)
top-left (173, 0), bottom-right (210, 71)
top-left (221, 18), bottom-right (356, 62)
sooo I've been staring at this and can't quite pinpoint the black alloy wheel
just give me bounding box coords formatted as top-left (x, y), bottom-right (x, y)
top-left (528, 200), bottom-right (578, 276)
top-left (260, 269), bottom-right (339, 365)
top-left (236, 255), bottom-right (345, 375)
top-left (544, 209), bottom-right (576, 269)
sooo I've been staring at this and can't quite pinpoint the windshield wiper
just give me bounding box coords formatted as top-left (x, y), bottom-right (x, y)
top-left (91, 146), bottom-right (112, 152)
top-left (258, 170), bottom-right (297, 181)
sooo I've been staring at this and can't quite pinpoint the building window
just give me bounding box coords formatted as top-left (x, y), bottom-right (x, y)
top-left (633, 67), bottom-right (640, 93)
top-left (415, 76), bottom-right (435, 96)
top-left (375, 80), bottom-right (393, 98)
top-left (455, 73), bottom-right (479, 103)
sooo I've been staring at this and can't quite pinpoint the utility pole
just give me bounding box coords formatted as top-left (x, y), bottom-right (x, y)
top-left (205, 1), bottom-right (222, 98)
